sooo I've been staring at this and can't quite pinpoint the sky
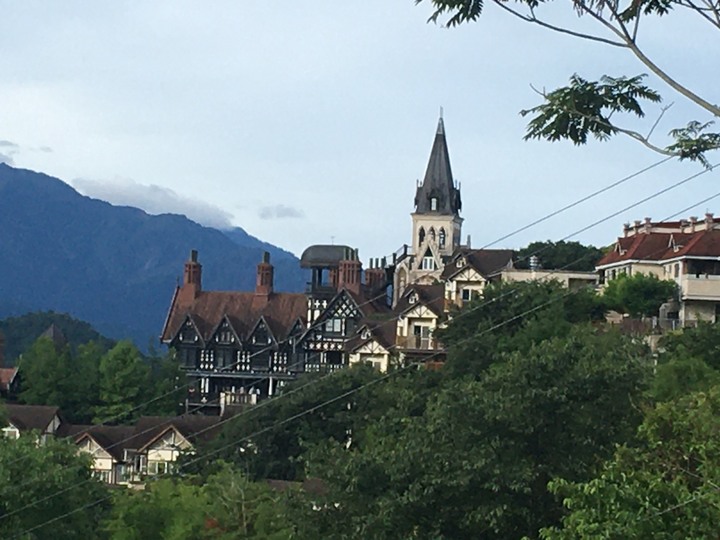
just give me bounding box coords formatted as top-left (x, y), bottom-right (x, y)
top-left (0, 1), bottom-right (718, 262)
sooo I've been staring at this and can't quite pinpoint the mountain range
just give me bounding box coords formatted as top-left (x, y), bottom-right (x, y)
top-left (0, 163), bottom-right (306, 348)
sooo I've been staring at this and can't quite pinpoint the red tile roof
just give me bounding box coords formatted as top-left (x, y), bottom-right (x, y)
top-left (0, 367), bottom-right (18, 391)
top-left (597, 229), bottom-right (720, 267)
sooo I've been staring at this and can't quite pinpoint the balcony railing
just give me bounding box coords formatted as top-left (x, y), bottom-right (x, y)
top-left (680, 274), bottom-right (720, 301)
top-left (396, 335), bottom-right (442, 351)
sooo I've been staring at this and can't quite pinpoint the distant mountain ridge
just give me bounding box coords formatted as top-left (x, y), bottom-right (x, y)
top-left (0, 163), bottom-right (306, 347)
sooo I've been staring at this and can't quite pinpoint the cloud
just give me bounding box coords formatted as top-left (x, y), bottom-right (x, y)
top-left (71, 176), bottom-right (234, 229)
top-left (258, 204), bottom-right (305, 220)
top-left (0, 140), bottom-right (19, 165)
top-left (38, 146), bottom-right (53, 153)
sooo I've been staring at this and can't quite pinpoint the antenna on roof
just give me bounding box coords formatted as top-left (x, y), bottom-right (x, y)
top-left (439, 106), bottom-right (444, 119)
top-left (330, 236), bottom-right (335, 245)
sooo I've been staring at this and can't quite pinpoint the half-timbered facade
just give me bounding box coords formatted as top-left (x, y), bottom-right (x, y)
top-left (161, 250), bottom-right (308, 412)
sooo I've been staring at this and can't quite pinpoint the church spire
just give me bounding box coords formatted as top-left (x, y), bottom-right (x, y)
top-left (414, 115), bottom-right (461, 216)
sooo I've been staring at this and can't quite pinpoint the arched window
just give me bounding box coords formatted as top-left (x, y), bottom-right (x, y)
top-left (418, 227), bottom-right (426, 245)
top-left (439, 228), bottom-right (446, 249)
top-left (429, 228), bottom-right (436, 243)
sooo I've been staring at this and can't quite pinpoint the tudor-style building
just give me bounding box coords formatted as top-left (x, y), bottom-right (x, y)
top-left (161, 250), bottom-right (308, 412)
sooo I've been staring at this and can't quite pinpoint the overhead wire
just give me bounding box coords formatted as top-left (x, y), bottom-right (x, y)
top-left (8, 162), bottom-right (720, 535)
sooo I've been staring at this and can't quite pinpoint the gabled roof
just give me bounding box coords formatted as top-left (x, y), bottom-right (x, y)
top-left (3, 404), bottom-right (60, 433)
top-left (597, 229), bottom-right (720, 267)
top-left (74, 425), bottom-right (135, 461)
top-left (40, 323), bottom-right (67, 349)
top-left (0, 367), bottom-right (18, 392)
top-left (414, 117), bottom-right (461, 216)
top-left (395, 284), bottom-right (445, 317)
top-left (441, 248), bottom-right (515, 280)
top-left (162, 291), bottom-right (307, 344)
top-left (127, 415), bottom-right (223, 451)
top-left (346, 319), bottom-right (397, 353)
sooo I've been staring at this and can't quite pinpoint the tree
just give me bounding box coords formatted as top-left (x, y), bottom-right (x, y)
top-left (300, 326), bottom-right (650, 539)
top-left (602, 272), bottom-right (677, 317)
top-left (0, 435), bottom-right (108, 539)
top-left (514, 240), bottom-right (605, 272)
top-left (94, 340), bottom-right (151, 424)
top-left (438, 279), bottom-right (606, 377)
top-left (418, 0), bottom-right (720, 166)
top-left (145, 346), bottom-right (185, 417)
top-left (540, 387), bottom-right (720, 539)
top-left (19, 336), bottom-right (75, 410)
top-left (104, 464), bottom-right (293, 539)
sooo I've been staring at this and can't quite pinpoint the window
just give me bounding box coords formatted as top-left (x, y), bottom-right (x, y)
top-left (147, 461), bottom-right (170, 476)
top-left (216, 348), bottom-right (234, 369)
top-left (418, 227), bottom-right (426, 245)
top-left (325, 318), bottom-right (342, 334)
top-left (439, 228), bottom-right (446, 249)
top-left (422, 256), bottom-right (436, 271)
top-left (253, 325), bottom-right (269, 344)
top-left (461, 289), bottom-right (472, 302)
top-left (430, 197), bottom-right (438, 211)
top-left (429, 228), bottom-right (436, 243)
top-left (674, 263), bottom-right (680, 278)
top-left (93, 470), bottom-right (112, 483)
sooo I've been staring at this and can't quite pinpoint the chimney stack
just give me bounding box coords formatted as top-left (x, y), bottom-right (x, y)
top-left (338, 250), bottom-right (362, 295)
top-left (365, 258), bottom-right (386, 290)
top-left (690, 216), bottom-right (698, 232)
top-left (623, 223), bottom-right (631, 237)
top-left (705, 212), bottom-right (715, 228)
top-left (643, 217), bottom-right (652, 233)
top-left (178, 250), bottom-right (202, 305)
top-left (255, 251), bottom-right (274, 297)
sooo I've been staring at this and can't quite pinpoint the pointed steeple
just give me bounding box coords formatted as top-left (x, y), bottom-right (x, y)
top-left (414, 115), bottom-right (461, 216)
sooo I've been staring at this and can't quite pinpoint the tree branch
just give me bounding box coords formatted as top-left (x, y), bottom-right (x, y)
top-left (647, 103), bottom-right (674, 140)
top-left (492, 0), bottom-right (628, 47)
top-left (677, 0), bottom-right (720, 29)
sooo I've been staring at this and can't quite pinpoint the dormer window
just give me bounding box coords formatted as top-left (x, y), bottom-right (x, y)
top-left (456, 256), bottom-right (465, 268)
top-left (430, 197), bottom-right (438, 211)
top-left (409, 292), bottom-right (418, 304)
top-left (422, 256), bottom-right (436, 271)
top-left (361, 328), bottom-right (371, 340)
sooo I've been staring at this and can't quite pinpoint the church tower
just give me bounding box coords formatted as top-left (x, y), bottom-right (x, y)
top-left (394, 115), bottom-right (463, 301)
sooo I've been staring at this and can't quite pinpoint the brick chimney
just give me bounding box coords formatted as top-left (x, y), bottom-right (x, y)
top-left (338, 250), bottom-right (362, 295)
top-left (365, 258), bottom-right (386, 290)
top-left (690, 216), bottom-right (698, 232)
top-left (255, 251), bottom-right (274, 297)
top-left (178, 250), bottom-right (202, 305)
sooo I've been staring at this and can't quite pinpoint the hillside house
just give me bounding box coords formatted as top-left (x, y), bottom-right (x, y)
top-left (597, 214), bottom-right (720, 324)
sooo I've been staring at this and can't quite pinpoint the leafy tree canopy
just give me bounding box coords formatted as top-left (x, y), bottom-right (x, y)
top-left (514, 240), bottom-right (604, 272)
top-left (300, 326), bottom-right (650, 539)
top-left (602, 272), bottom-right (677, 317)
top-left (0, 435), bottom-right (108, 540)
top-left (541, 387), bottom-right (720, 539)
top-left (417, 0), bottom-right (720, 165)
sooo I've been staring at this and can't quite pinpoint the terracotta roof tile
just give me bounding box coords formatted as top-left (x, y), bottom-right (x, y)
top-left (162, 290), bottom-right (307, 343)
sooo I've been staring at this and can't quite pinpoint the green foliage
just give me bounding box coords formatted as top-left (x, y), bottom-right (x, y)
top-left (651, 356), bottom-right (720, 402)
top-left (660, 321), bottom-right (720, 371)
top-left (540, 388), bottom-right (720, 539)
top-left (667, 120), bottom-right (720, 167)
top-left (0, 311), bottom-right (114, 365)
top-left (300, 326), bottom-right (650, 539)
top-left (94, 341), bottom-right (151, 424)
top-left (514, 240), bottom-right (604, 271)
top-left (104, 463), bottom-right (292, 539)
top-left (0, 435), bottom-right (108, 539)
top-left (521, 75), bottom-right (661, 144)
top-left (439, 280), bottom-right (605, 377)
top-left (417, 0), bottom-right (720, 164)
top-left (191, 364), bottom-right (416, 481)
top-left (19, 337), bottom-right (77, 412)
top-left (602, 272), bottom-right (676, 317)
